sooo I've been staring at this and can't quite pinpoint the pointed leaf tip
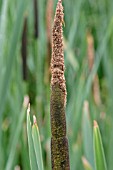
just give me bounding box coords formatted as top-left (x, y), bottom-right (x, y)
top-left (23, 95), bottom-right (29, 107)
top-left (82, 157), bottom-right (93, 170)
top-left (94, 120), bottom-right (98, 128)
top-left (27, 103), bottom-right (30, 115)
top-left (33, 115), bottom-right (37, 124)
top-left (93, 120), bottom-right (107, 170)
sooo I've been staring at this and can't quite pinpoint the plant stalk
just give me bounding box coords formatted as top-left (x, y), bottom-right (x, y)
top-left (50, 0), bottom-right (70, 169)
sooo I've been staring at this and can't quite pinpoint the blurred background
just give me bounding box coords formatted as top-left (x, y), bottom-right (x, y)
top-left (0, 0), bottom-right (113, 169)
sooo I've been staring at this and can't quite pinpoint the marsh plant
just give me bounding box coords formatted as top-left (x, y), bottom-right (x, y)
top-left (50, 0), bottom-right (70, 169)
top-left (0, 0), bottom-right (112, 169)
top-left (27, 1), bottom-right (107, 170)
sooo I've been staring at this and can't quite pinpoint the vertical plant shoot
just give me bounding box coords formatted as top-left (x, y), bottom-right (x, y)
top-left (33, 0), bottom-right (38, 38)
top-left (45, 0), bottom-right (53, 83)
top-left (87, 32), bottom-right (101, 106)
top-left (50, 0), bottom-right (70, 169)
top-left (21, 17), bottom-right (28, 80)
top-left (93, 121), bottom-right (107, 170)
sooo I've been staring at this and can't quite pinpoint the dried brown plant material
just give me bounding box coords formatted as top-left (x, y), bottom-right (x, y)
top-left (50, 0), bottom-right (70, 169)
top-left (44, 0), bottom-right (53, 84)
top-left (46, 0), bottom-right (53, 43)
top-left (21, 17), bottom-right (28, 80)
top-left (87, 32), bottom-right (101, 106)
top-left (51, 0), bottom-right (66, 101)
top-left (87, 32), bottom-right (94, 71)
top-left (33, 0), bottom-right (38, 38)
top-left (93, 75), bottom-right (101, 106)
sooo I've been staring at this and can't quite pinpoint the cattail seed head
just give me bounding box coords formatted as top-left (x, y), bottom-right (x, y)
top-left (51, 0), bottom-right (66, 105)
top-left (50, 1), bottom-right (70, 169)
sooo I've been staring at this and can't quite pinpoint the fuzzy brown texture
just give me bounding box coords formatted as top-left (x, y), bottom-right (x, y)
top-left (51, 137), bottom-right (70, 170)
top-left (50, 0), bottom-right (66, 138)
top-left (51, 0), bottom-right (66, 104)
top-left (51, 85), bottom-right (66, 138)
top-left (50, 0), bottom-right (70, 169)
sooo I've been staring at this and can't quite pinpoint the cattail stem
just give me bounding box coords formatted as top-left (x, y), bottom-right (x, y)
top-left (50, 0), bottom-right (70, 169)
top-left (21, 17), bottom-right (28, 80)
top-left (44, 0), bottom-right (53, 84)
top-left (33, 0), bottom-right (38, 38)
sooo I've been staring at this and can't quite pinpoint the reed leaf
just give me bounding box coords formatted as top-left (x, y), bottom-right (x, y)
top-left (27, 105), bottom-right (38, 170)
top-left (0, 0), bottom-right (29, 117)
top-left (32, 115), bottom-right (44, 170)
top-left (93, 121), bottom-right (107, 170)
top-left (5, 96), bottom-right (29, 170)
top-left (82, 101), bottom-right (95, 169)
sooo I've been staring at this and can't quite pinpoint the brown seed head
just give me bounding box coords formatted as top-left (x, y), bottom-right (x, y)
top-left (51, 0), bottom-right (66, 104)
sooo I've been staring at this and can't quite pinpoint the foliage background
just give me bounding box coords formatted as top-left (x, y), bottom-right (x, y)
top-left (0, 0), bottom-right (113, 169)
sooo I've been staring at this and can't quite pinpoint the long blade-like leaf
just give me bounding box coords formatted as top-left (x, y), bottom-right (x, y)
top-left (32, 115), bottom-right (44, 170)
top-left (27, 105), bottom-right (38, 170)
top-left (82, 101), bottom-right (95, 169)
top-left (0, 0), bottom-right (8, 92)
top-left (93, 120), bottom-right (107, 170)
top-left (5, 96), bottom-right (29, 170)
top-left (0, 0), bottom-right (28, 117)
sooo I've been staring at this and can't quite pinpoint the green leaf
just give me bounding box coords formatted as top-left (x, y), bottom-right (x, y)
top-left (32, 116), bottom-right (44, 170)
top-left (27, 105), bottom-right (38, 170)
top-left (5, 96), bottom-right (29, 170)
top-left (108, 122), bottom-right (113, 170)
top-left (70, 144), bottom-right (82, 170)
top-left (0, 0), bottom-right (28, 117)
top-left (0, 0), bottom-right (8, 92)
top-left (82, 101), bottom-right (95, 169)
top-left (93, 121), bottom-right (107, 170)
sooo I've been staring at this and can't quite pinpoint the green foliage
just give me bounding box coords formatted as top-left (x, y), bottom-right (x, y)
top-left (93, 121), bottom-right (107, 170)
top-left (82, 101), bottom-right (95, 169)
top-left (5, 96), bottom-right (29, 170)
top-left (27, 105), bottom-right (38, 170)
top-left (32, 116), bottom-right (44, 170)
